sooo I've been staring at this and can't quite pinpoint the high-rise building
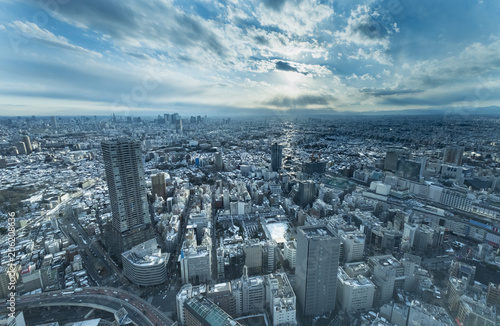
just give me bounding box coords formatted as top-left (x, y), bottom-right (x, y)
top-left (15, 142), bottom-right (27, 155)
top-left (215, 152), bottom-right (223, 171)
top-left (443, 146), bottom-right (464, 166)
top-left (151, 172), bottom-right (167, 200)
top-left (298, 181), bottom-right (315, 208)
top-left (271, 143), bottom-right (283, 172)
top-left (101, 139), bottom-right (153, 261)
top-left (50, 116), bottom-right (58, 129)
top-left (384, 148), bottom-right (402, 171)
top-left (22, 135), bottom-right (32, 154)
top-left (295, 225), bottom-right (340, 316)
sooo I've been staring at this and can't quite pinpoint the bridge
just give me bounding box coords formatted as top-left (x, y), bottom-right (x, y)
top-left (5, 287), bottom-right (175, 326)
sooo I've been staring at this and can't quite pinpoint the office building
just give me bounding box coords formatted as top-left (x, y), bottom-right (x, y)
top-left (232, 266), bottom-right (266, 315)
top-left (50, 116), bottom-right (58, 129)
top-left (384, 148), bottom-right (402, 171)
top-left (336, 267), bottom-right (375, 313)
top-left (486, 282), bottom-right (500, 308)
top-left (443, 146), bottom-right (464, 166)
top-left (298, 181), bottom-right (315, 208)
top-left (271, 143), bottom-right (283, 172)
top-left (151, 172), bottom-right (167, 200)
top-left (122, 238), bottom-right (169, 286)
top-left (457, 295), bottom-right (497, 326)
top-left (264, 273), bottom-right (297, 326)
top-left (101, 139), bottom-right (153, 260)
top-left (180, 234), bottom-right (212, 284)
top-left (284, 241), bottom-right (297, 269)
top-left (15, 142), bottom-right (27, 155)
top-left (21, 135), bottom-right (32, 154)
top-left (215, 152), bottom-right (223, 171)
top-left (368, 255), bottom-right (405, 305)
top-left (295, 225), bottom-right (340, 316)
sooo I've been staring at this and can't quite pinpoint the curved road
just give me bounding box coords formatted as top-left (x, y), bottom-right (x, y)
top-left (7, 287), bottom-right (175, 326)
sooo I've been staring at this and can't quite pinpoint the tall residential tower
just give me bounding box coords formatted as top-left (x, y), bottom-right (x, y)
top-left (101, 139), bottom-right (153, 261)
top-left (271, 143), bottom-right (283, 172)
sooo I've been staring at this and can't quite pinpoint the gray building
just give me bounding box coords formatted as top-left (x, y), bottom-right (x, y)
top-left (295, 225), bottom-right (340, 316)
top-left (298, 181), bottom-right (315, 208)
top-left (101, 139), bottom-right (153, 261)
top-left (271, 142), bottom-right (283, 172)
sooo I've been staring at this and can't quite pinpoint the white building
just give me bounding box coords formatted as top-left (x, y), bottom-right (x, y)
top-left (284, 241), bottom-right (297, 269)
top-left (336, 267), bottom-right (375, 313)
top-left (264, 273), bottom-right (297, 326)
top-left (121, 238), bottom-right (169, 286)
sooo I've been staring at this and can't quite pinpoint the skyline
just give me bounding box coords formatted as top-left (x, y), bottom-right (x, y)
top-left (1, 0), bottom-right (499, 116)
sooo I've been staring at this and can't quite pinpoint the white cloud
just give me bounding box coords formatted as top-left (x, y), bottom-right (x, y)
top-left (9, 21), bottom-right (102, 57)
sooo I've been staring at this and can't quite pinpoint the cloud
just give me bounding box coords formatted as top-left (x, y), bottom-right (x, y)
top-left (361, 88), bottom-right (423, 97)
top-left (335, 5), bottom-right (393, 48)
top-left (257, 0), bottom-right (333, 36)
top-left (262, 0), bottom-right (288, 12)
top-left (265, 94), bottom-right (335, 108)
top-left (275, 61), bottom-right (299, 73)
top-left (24, 0), bottom-right (228, 61)
top-left (8, 21), bottom-right (101, 57)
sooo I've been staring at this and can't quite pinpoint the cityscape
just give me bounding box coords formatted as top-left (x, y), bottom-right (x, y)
top-left (1, 114), bottom-right (500, 326)
top-left (1, 0), bottom-right (500, 326)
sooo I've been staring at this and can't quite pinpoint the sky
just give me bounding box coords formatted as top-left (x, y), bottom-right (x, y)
top-left (0, 0), bottom-right (499, 116)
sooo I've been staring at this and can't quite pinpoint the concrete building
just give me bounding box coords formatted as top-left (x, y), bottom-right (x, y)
top-left (0, 265), bottom-right (19, 299)
top-left (295, 225), bottom-right (340, 316)
top-left (180, 233), bottom-right (212, 285)
top-left (264, 273), bottom-right (297, 326)
top-left (457, 295), bottom-right (497, 326)
top-left (232, 266), bottom-right (266, 315)
top-left (271, 143), bottom-right (283, 172)
top-left (408, 300), bottom-right (454, 326)
top-left (486, 282), bottom-right (500, 308)
top-left (101, 139), bottom-right (153, 260)
top-left (336, 267), bottom-right (375, 313)
top-left (368, 255), bottom-right (405, 305)
top-left (122, 238), bottom-right (169, 286)
top-left (284, 241), bottom-right (296, 269)
top-left (207, 282), bottom-right (237, 318)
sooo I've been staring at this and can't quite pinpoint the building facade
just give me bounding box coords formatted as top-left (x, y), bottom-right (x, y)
top-left (295, 225), bottom-right (340, 316)
top-left (101, 139), bottom-right (153, 260)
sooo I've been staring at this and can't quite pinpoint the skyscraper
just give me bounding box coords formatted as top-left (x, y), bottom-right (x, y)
top-left (298, 180), bottom-right (315, 208)
top-left (101, 139), bottom-right (153, 261)
top-left (151, 172), bottom-right (167, 200)
top-left (443, 146), bottom-right (464, 166)
top-left (295, 225), bottom-right (340, 316)
top-left (22, 135), bottom-right (32, 154)
top-left (271, 143), bottom-right (283, 172)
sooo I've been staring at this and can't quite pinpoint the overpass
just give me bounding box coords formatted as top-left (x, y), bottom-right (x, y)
top-left (4, 287), bottom-right (175, 326)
